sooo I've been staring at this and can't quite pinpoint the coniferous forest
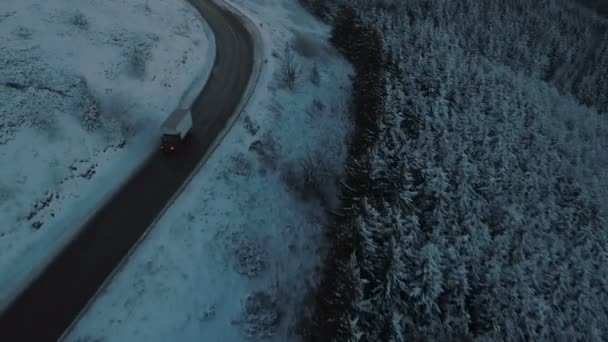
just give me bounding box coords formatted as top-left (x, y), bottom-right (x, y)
top-left (299, 0), bottom-right (608, 340)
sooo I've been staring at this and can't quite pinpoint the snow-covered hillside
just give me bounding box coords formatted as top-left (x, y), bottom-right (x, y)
top-left (0, 0), bottom-right (215, 311)
top-left (64, 0), bottom-right (352, 341)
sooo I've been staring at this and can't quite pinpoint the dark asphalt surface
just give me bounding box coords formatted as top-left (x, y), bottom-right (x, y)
top-left (0, 0), bottom-right (254, 340)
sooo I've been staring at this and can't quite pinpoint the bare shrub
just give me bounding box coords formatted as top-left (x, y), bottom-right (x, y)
top-left (281, 162), bottom-right (300, 193)
top-left (0, 184), bottom-right (16, 206)
top-left (97, 90), bottom-right (137, 142)
top-left (312, 98), bottom-right (325, 113)
top-left (248, 133), bottom-right (280, 174)
top-left (234, 240), bottom-right (268, 278)
top-left (305, 98), bottom-right (326, 123)
top-left (143, 1), bottom-right (152, 13)
top-left (147, 32), bottom-right (160, 43)
top-left (123, 39), bottom-right (152, 79)
top-left (235, 291), bottom-right (282, 339)
top-left (228, 231), bottom-right (268, 278)
top-left (0, 11), bottom-right (17, 23)
top-left (76, 77), bottom-right (102, 132)
top-left (281, 150), bottom-right (334, 206)
top-left (310, 62), bottom-right (320, 85)
top-left (201, 303), bottom-right (216, 321)
top-left (280, 42), bottom-right (299, 90)
top-left (242, 115), bottom-right (259, 135)
top-left (30, 107), bottom-right (58, 138)
top-left (229, 152), bottom-right (253, 177)
top-left (12, 26), bottom-right (33, 40)
top-left (301, 152), bottom-right (331, 194)
top-left (70, 11), bottom-right (89, 31)
top-left (267, 99), bottom-right (284, 119)
top-left (173, 20), bottom-right (191, 38)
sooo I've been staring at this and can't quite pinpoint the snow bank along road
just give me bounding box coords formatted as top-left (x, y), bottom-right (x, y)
top-left (0, 0), bottom-right (256, 340)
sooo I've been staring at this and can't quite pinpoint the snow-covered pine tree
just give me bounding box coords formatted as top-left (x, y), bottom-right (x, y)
top-left (306, 0), bottom-right (608, 340)
top-left (330, 3), bottom-right (357, 61)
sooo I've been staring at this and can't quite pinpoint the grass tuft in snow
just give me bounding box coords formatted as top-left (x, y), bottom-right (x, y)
top-left (235, 291), bottom-right (282, 340)
top-left (248, 132), bottom-right (281, 175)
top-left (279, 42), bottom-right (300, 90)
top-left (281, 150), bottom-right (335, 208)
top-left (229, 152), bottom-right (254, 177)
top-left (242, 115), bottom-right (259, 136)
top-left (309, 62), bottom-right (320, 85)
top-left (229, 231), bottom-right (269, 278)
top-left (69, 10), bottom-right (90, 31)
top-left (12, 26), bottom-right (33, 40)
top-left (122, 38), bottom-right (153, 80)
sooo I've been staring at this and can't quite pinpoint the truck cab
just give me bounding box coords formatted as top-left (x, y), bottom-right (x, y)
top-left (160, 108), bottom-right (193, 153)
top-left (160, 133), bottom-right (183, 152)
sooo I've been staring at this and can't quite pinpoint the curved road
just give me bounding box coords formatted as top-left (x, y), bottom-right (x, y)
top-left (0, 0), bottom-right (254, 340)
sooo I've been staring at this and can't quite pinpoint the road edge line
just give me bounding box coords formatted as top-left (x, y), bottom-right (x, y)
top-left (58, 0), bottom-right (264, 339)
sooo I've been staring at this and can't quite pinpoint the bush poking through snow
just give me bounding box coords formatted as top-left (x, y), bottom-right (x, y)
top-left (231, 233), bottom-right (268, 278)
top-left (229, 152), bottom-right (253, 177)
top-left (310, 62), bottom-right (320, 85)
top-left (236, 291), bottom-right (282, 340)
top-left (201, 303), bottom-right (217, 321)
top-left (12, 26), bottom-right (33, 40)
top-left (242, 115), bottom-right (259, 135)
top-left (0, 185), bottom-right (16, 206)
top-left (282, 163), bottom-right (300, 194)
top-left (70, 11), bottom-right (90, 31)
top-left (0, 11), bottom-right (17, 23)
top-left (280, 42), bottom-right (299, 90)
top-left (311, 97), bottom-right (325, 113)
top-left (77, 78), bottom-right (102, 132)
top-left (97, 91), bottom-right (136, 142)
top-left (123, 39), bottom-right (153, 79)
top-left (282, 150), bottom-right (334, 207)
top-left (0, 53), bottom-right (102, 134)
top-left (173, 20), bottom-right (192, 38)
top-left (248, 133), bottom-right (280, 174)
top-left (301, 152), bottom-right (331, 189)
top-left (142, 0), bottom-right (152, 13)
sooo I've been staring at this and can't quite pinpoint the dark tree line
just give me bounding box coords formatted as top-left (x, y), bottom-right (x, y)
top-left (305, 3), bottom-right (391, 340)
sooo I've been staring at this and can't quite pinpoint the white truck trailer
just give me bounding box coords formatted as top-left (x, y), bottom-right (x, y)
top-left (160, 108), bottom-right (193, 152)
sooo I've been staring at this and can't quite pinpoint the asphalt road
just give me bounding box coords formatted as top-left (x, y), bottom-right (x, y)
top-left (0, 0), bottom-right (254, 340)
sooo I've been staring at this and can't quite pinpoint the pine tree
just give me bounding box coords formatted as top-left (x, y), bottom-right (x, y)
top-left (330, 4), bottom-right (357, 59)
top-left (309, 0), bottom-right (608, 340)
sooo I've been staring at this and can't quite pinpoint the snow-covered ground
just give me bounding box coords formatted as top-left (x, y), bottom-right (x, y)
top-left (64, 0), bottom-right (352, 341)
top-left (0, 0), bottom-right (215, 311)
